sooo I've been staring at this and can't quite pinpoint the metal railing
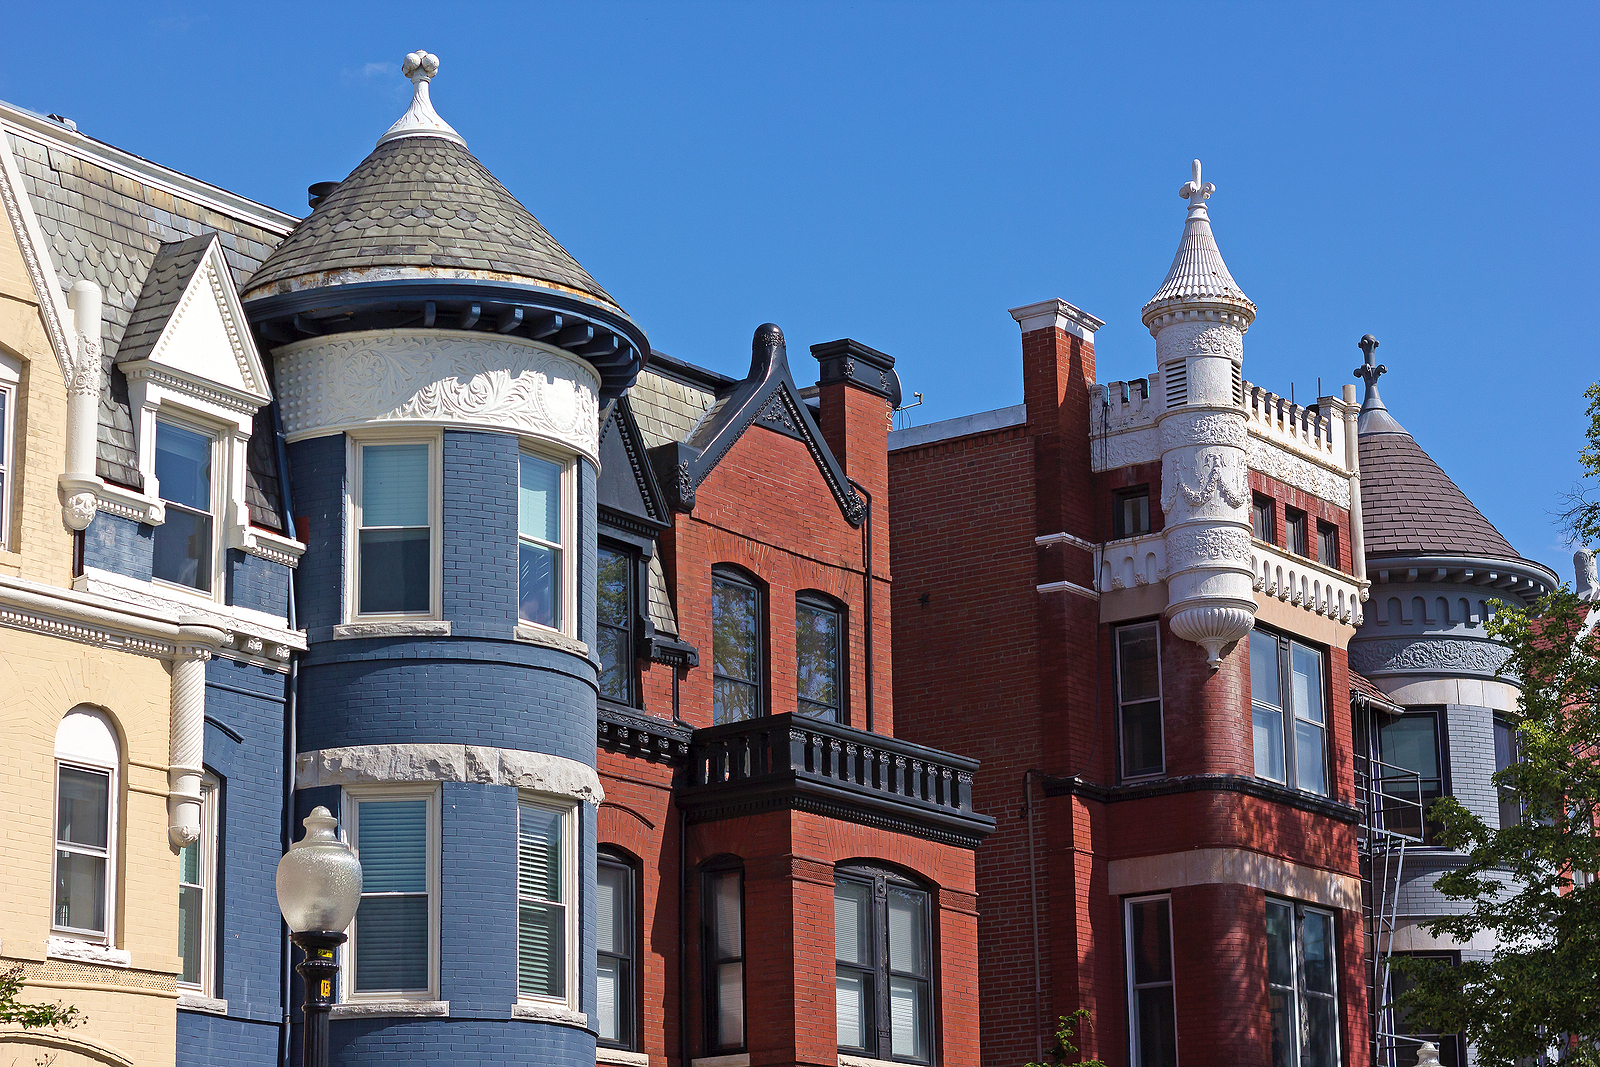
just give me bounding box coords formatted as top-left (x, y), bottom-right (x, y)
top-left (1357, 753), bottom-right (1426, 1067)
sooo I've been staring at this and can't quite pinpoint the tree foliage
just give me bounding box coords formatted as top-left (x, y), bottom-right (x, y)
top-left (1391, 588), bottom-right (1600, 1066)
top-left (1024, 1009), bottom-right (1109, 1067)
top-left (1558, 381), bottom-right (1600, 547)
top-left (0, 965), bottom-right (81, 1030)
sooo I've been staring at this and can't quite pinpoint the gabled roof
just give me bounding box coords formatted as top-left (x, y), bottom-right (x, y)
top-left (3, 111), bottom-right (292, 528)
top-left (598, 397), bottom-right (670, 536)
top-left (645, 324), bottom-right (865, 528)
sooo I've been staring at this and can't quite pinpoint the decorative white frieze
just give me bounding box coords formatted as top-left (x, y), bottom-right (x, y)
top-left (1098, 532), bottom-right (1167, 592)
top-left (1349, 636), bottom-right (1512, 677)
top-left (274, 330), bottom-right (602, 463)
top-left (1246, 435), bottom-right (1351, 510)
top-left (1249, 543), bottom-right (1364, 626)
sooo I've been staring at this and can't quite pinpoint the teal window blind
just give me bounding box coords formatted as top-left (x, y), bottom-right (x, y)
top-left (519, 454), bottom-right (564, 629)
top-left (518, 801), bottom-right (567, 1000)
top-left (354, 798), bottom-right (429, 993)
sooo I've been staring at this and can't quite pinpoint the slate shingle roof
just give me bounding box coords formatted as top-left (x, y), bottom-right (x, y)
top-left (243, 136), bottom-right (618, 312)
top-left (8, 128), bottom-right (290, 527)
top-left (1358, 429), bottom-right (1518, 561)
top-left (629, 369), bottom-right (715, 450)
top-left (115, 234), bottom-right (214, 367)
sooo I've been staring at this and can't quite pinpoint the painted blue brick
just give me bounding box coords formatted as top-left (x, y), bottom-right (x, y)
top-left (287, 435), bottom-right (346, 637)
top-left (82, 511), bottom-right (154, 579)
top-left (227, 548), bottom-right (291, 616)
top-left (313, 1017), bottom-right (595, 1067)
top-left (442, 430), bottom-right (518, 639)
top-left (441, 782), bottom-right (517, 1015)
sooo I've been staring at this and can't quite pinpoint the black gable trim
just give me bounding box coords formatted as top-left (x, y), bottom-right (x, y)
top-left (597, 397), bottom-right (670, 532)
top-left (648, 324), bottom-right (864, 527)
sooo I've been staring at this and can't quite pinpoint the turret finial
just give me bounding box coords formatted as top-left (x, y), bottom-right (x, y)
top-left (378, 49), bottom-right (465, 148)
top-left (1354, 333), bottom-right (1408, 436)
top-left (1180, 159), bottom-right (1215, 204)
top-left (1354, 334), bottom-right (1386, 391)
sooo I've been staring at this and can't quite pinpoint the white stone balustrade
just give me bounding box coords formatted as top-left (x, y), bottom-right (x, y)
top-left (1097, 532), bottom-right (1167, 592)
top-left (1241, 380), bottom-right (1342, 464)
top-left (1249, 541), bottom-right (1364, 626)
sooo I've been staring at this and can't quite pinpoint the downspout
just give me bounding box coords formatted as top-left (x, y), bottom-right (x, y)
top-left (270, 396), bottom-right (299, 1067)
top-left (1342, 383), bottom-right (1368, 596)
top-left (674, 662), bottom-right (690, 1067)
top-left (1022, 769), bottom-right (1045, 1064)
top-left (849, 480), bottom-right (873, 734)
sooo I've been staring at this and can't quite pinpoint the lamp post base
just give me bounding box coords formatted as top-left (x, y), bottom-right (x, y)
top-left (291, 930), bottom-right (346, 1067)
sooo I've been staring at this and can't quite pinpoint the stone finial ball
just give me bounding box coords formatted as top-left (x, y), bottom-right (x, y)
top-left (403, 50), bottom-right (440, 80)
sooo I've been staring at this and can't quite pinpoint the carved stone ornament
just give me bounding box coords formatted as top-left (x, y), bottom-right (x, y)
top-left (1246, 436), bottom-right (1350, 510)
top-left (1092, 427), bottom-right (1160, 472)
top-left (1349, 637), bottom-right (1513, 678)
top-left (1155, 320), bottom-right (1243, 367)
top-left (1169, 604), bottom-right (1255, 669)
top-left (1166, 526), bottom-right (1251, 564)
top-left (1161, 450), bottom-right (1250, 516)
top-left (67, 331), bottom-right (103, 398)
top-left (275, 332), bottom-right (601, 461)
top-left (62, 491), bottom-right (98, 531)
top-left (1160, 410), bottom-right (1249, 452)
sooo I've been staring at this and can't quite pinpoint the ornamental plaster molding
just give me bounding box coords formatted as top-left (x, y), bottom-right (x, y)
top-left (1091, 426), bottom-right (1159, 472)
top-left (1348, 636), bottom-right (1512, 678)
top-left (72, 568), bottom-right (304, 669)
top-left (1166, 526), bottom-right (1252, 566)
top-left (60, 474), bottom-right (165, 526)
top-left (1247, 435), bottom-right (1351, 509)
top-left (1161, 450), bottom-right (1251, 517)
top-left (274, 331), bottom-right (602, 462)
top-left (1155, 319), bottom-right (1243, 366)
top-left (1161, 410), bottom-right (1248, 451)
top-left (296, 743), bottom-right (605, 805)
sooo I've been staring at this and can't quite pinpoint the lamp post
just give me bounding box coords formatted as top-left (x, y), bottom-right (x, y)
top-left (276, 806), bottom-right (363, 1067)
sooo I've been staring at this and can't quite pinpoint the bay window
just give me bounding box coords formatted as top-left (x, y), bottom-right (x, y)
top-left (597, 545), bottom-right (634, 704)
top-left (1116, 622), bottom-right (1164, 779)
top-left (1376, 711), bottom-right (1446, 844)
top-left (177, 774), bottom-right (218, 995)
top-left (596, 850), bottom-right (637, 1049)
top-left (796, 593), bottom-right (843, 721)
top-left (1250, 629), bottom-right (1328, 796)
top-left (53, 708), bottom-right (120, 943)
top-left (835, 866), bottom-right (934, 1065)
top-left (347, 787), bottom-right (438, 999)
top-left (152, 420), bottom-right (216, 593)
top-left (712, 568), bottom-right (763, 724)
top-left (1266, 899), bottom-right (1339, 1067)
top-left (354, 440), bottom-right (434, 618)
top-left (518, 796), bottom-right (576, 1004)
top-left (1124, 895), bottom-right (1178, 1067)
top-left (519, 450), bottom-right (569, 632)
top-left (703, 863), bottom-right (745, 1052)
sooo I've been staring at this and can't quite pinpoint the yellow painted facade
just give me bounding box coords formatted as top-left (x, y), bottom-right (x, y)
top-left (0, 162), bottom-right (181, 1067)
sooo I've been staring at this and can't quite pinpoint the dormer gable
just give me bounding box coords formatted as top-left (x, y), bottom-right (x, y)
top-left (118, 233), bottom-right (270, 411)
top-left (598, 396), bottom-right (670, 537)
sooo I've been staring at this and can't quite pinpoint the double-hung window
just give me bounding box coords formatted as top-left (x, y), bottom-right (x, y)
top-left (1316, 521), bottom-right (1339, 568)
top-left (1383, 953), bottom-right (1462, 1067)
top-left (1124, 895), bottom-right (1178, 1067)
top-left (354, 440), bottom-right (434, 617)
top-left (1114, 487), bottom-right (1151, 538)
top-left (1285, 508), bottom-right (1308, 558)
top-left (347, 788), bottom-right (437, 999)
top-left (1493, 717), bottom-right (1524, 830)
top-left (53, 708), bottom-right (120, 943)
top-left (796, 593), bottom-right (843, 721)
top-left (518, 797), bottom-right (576, 1005)
top-left (1251, 493), bottom-right (1276, 544)
top-left (596, 851), bottom-right (637, 1049)
top-left (178, 774), bottom-right (219, 995)
top-left (519, 451), bottom-right (569, 632)
top-left (1116, 622), bottom-right (1164, 779)
top-left (153, 420), bottom-right (217, 593)
top-left (1250, 630), bottom-right (1328, 795)
top-left (703, 864), bottom-right (745, 1052)
top-left (1376, 711), bottom-right (1446, 844)
top-left (1266, 899), bottom-right (1339, 1067)
top-left (0, 352), bottom-right (16, 550)
top-left (835, 867), bottom-right (935, 1065)
top-left (712, 569), bottom-right (763, 724)
top-left (597, 546), bottom-right (634, 704)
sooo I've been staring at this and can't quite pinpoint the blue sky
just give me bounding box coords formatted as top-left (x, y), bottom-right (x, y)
top-left (2, 2), bottom-right (1594, 581)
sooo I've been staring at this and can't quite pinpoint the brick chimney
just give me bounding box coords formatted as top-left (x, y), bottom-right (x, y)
top-left (810, 338), bottom-right (896, 509)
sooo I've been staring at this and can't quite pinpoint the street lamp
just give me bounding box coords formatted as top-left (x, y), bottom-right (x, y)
top-left (276, 806), bottom-right (363, 1067)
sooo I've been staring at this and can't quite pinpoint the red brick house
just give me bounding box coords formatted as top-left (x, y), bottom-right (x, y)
top-left (594, 324), bottom-right (993, 1067)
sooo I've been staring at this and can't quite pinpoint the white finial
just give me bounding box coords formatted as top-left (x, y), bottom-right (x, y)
top-left (1180, 159), bottom-right (1215, 204)
top-left (378, 49), bottom-right (465, 148)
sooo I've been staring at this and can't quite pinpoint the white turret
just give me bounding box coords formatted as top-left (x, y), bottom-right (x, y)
top-left (1145, 161), bottom-right (1258, 667)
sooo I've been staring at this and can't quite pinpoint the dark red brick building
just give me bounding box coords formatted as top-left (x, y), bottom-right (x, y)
top-left (594, 324), bottom-right (993, 1067)
top-left (890, 165), bottom-right (1374, 1067)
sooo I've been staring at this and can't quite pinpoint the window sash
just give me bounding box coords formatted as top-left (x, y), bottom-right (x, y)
top-left (1125, 896), bottom-right (1178, 1067)
top-left (177, 778), bottom-right (216, 993)
top-left (347, 790), bottom-right (436, 999)
top-left (0, 384), bottom-right (14, 550)
top-left (597, 856), bottom-right (635, 1049)
top-left (1378, 713), bottom-right (1447, 843)
top-left (712, 573), bottom-right (762, 724)
top-left (518, 799), bottom-right (573, 1003)
top-left (1266, 900), bottom-right (1340, 1067)
top-left (1494, 717), bottom-right (1524, 830)
top-left (1115, 489), bottom-right (1150, 538)
top-left (835, 870), bottom-right (934, 1064)
top-left (354, 441), bottom-right (434, 618)
top-left (53, 762), bottom-right (112, 938)
top-left (597, 547), bottom-right (634, 706)
top-left (152, 420), bottom-right (217, 593)
top-left (519, 451), bottom-right (568, 632)
top-left (705, 868), bottom-right (746, 1051)
top-left (1250, 631), bottom-right (1327, 796)
top-left (796, 598), bottom-right (842, 721)
top-left (1116, 623), bottom-right (1164, 779)
top-left (1316, 523), bottom-right (1338, 567)
top-left (1286, 510), bottom-right (1308, 557)
top-left (1252, 495), bottom-right (1276, 543)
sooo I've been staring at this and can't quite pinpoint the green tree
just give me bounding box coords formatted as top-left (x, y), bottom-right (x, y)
top-left (1390, 585), bottom-right (1600, 1066)
top-left (1025, 1009), bottom-right (1108, 1067)
top-left (0, 965), bottom-right (80, 1030)
top-left (1558, 382), bottom-right (1600, 547)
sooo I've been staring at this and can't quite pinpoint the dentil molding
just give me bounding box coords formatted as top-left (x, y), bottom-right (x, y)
top-left (274, 330), bottom-right (602, 462)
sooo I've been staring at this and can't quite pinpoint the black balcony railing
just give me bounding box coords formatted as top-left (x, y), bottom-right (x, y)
top-left (679, 714), bottom-right (994, 849)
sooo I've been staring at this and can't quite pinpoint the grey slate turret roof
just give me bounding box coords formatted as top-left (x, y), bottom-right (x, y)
top-left (6, 119), bottom-right (295, 527)
top-left (242, 136), bottom-right (620, 312)
top-left (1358, 430), bottom-right (1518, 560)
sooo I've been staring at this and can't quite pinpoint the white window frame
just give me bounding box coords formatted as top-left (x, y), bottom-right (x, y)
top-left (1266, 898), bottom-right (1342, 1067)
top-left (150, 413), bottom-right (225, 600)
top-left (51, 756), bottom-right (118, 944)
top-left (517, 444), bottom-right (577, 638)
top-left (177, 774), bottom-right (219, 996)
top-left (346, 433), bottom-right (443, 623)
top-left (517, 792), bottom-right (579, 1011)
top-left (0, 349), bottom-right (19, 552)
top-left (1123, 893), bottom-right (1178, 1067)
top-left (341, 784), bottom-right (441, 1003)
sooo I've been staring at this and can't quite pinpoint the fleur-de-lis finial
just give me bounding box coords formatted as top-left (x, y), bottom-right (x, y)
top-left (1180, 159), bottom-right (1215, 204)
top-left (1354, 334), bottom-right (1386, 389)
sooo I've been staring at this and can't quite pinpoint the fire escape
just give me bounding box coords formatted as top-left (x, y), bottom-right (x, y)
top-left (1355, 694), bottom-right (1426, 1067)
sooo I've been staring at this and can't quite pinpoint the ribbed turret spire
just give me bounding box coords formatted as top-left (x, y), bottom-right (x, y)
top-left (1141, 160), bottom-right (1256, 326)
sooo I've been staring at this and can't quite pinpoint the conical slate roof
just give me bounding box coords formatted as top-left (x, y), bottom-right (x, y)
top-left (1142, 161), bottom-right (1255, 322)
top-left (1358, 423), bottom-right (1519, 560)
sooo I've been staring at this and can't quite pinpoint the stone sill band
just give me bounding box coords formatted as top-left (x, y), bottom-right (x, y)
top-left (598, 1050), bottom-right (651, 1067)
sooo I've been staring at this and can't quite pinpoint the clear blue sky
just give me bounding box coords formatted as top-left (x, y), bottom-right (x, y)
top-left (3, 2), bottom-right (1594, 581)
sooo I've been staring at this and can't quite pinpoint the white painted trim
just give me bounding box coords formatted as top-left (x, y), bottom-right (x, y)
top-left (840, 1056), bottom-right (930, 1067)
top-left (1008, 298), bottom-right (1105, 341)
top-left (518, 443), bottom-right (578, 639)
top-left (1035, 579), bottom-right (1100, 601)
top-left (1035, 531), bottom-right (1099, 553)
top-left (145, 414), bottom-right (227, 602)
top-left (58, 475), bottom-right (165, 526)
top-left (342, 784), bottom-right (441, 1003)
top-left (0, 103), bottom-right (299, 235)
top-left (347, 433), bottom-right (443, 623)
top-left (175, 994), bottom-right (228, 1015)
top-left (1106, 848), bottom-right (1361, 911)
top-left (334, 621), bottom-right (451, 640)
top-left (598, 1049), bottom-right (652, 1067)
top-left (888, 404), bottom-right (1026, 452)
top-left (176, 776), bottom-right (218, 997)
top-left (329, 1000), bottom-right (449, 1018)
top-left (1121, 895), bottom-right (1179, 1067)
top-left (517, 794), bottom-right (580, 1013)
top-left (510, 1001), bottom-right (590, 1027)
top-left (72, 567), bottom-right (303, 668)
top-left (0, 120), bottom-right (76, 383)
top-left (0, 376), bottom-right (13, 551)
top-left (297, 744), bottom-right (604, 805)
top-left (46, 936), bottom-right (129, 968)
top-left (235, 525), bottom-right (306, 568)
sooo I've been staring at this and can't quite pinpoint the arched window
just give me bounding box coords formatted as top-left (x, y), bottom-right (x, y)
top-left (834, 864), bottom-right (935, 1064)
top-left (796, 592), bottom-right (844, 722)
top-left (702, 857), bottom-right (746, 1052)
top-left (712, 567), bottom-right (763, 724)
top-left (54, 707), bottom-right (119, 942)
top-left (597, 848), bottom-right (639, 1050)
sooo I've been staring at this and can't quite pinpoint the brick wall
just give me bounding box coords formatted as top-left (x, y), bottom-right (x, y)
top-left (82, 510), bottom-right (155, 579)
top-left (225, 548), bottom-right (290, 617)
top-left (442, 430), bottom-right (518, 639)
top-left (287, 435), bottom-right (345, 638)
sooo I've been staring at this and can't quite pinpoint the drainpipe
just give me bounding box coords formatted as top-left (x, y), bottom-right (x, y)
top-left (674, 662), bottom-right (690, 1067)
top-left (271, 396), bottom-right (300, 1067)
top-left (1022, 769), bottom-right (1045, 1064)
top-left (60, 280), bottom-right (103, 531)
top-left (849, 480), bottom-right (873, 733)
top-left (1341, 384), bottom-right (1368, 596)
